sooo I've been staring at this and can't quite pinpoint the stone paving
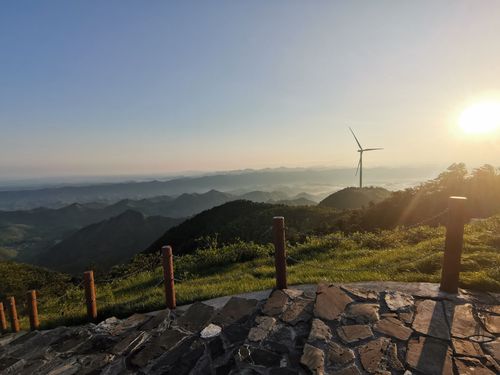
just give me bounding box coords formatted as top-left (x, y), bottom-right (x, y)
top-left (0, 282), bottom-right (499, 374)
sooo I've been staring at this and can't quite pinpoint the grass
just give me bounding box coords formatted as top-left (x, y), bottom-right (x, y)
top-left (11, 215), bottom-right (500, 331)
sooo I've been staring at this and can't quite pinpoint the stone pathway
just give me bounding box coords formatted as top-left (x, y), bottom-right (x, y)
top-left (0, 282), bottom-right (499, 374)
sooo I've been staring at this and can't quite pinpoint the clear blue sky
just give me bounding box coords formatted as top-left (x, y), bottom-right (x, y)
top-left (1, 1), bottom-right (499, 179)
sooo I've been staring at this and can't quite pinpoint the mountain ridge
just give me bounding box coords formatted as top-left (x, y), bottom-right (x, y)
top-left (0, 166), bottom-right (435, 210)
top-left (36, 210), bottom-right (183, 275)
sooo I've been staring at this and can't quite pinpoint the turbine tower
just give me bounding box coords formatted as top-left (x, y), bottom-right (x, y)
top-left (349, 127), bottom-right (383, 188)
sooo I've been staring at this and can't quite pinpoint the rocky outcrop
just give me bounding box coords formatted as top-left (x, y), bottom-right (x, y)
top-left (0, 282), bottom-right (499, 374)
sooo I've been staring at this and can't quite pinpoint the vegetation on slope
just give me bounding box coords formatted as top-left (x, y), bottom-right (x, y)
top-left (0, 261), bottom-right (70, 301)
top-left (356, 163), bottom-right (500, 229)
top-left (0, 189), bottom-right (316, 264)
top-left (319, 187), bottom-right (391, 209)
top-left (145, 164), bottom-right (500, 257)
top-left (144, 201), bottom-right (347, 254)
top-left (36, 210), bottom-right (183, 275)
top-left (3, 215), bottom-right (499, 331)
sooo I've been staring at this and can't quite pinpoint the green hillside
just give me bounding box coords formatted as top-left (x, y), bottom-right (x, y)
top-left (4, 214), bottom-right (498, 331)
top-left (0, 261), bottom-right (70, 301)
top-left (319, 186), bottom-right (391, 209)
top-left (36, 210), bottom-right (183, 275)
top-left (357, 163), bottom-right (500, 229)
top-left (0, 189), bottom-right (313, 263)
top-left (144, 200), bottom-right (347, 254)
top-left (145, 164), bottom-right (500, 258)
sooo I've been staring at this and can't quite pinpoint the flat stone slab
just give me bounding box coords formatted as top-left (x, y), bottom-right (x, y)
top-left (444, 302), bottom-right (493, 340)
top-left (374, 317), bottom-right (413, 341)
top-left (211, 297), bottom-right (259, 327)
top-left (127, 329), bottom-right (189, 368)
top-left (283, 288), bottom-right (304, 299)
top-left (248, 316), bottom-right (276, 342)
top-left (480, 313), bottom-right (500, 334)
top-left (325, 341), bottom-right (354, 368)
top-left (308, 319), bottom-right (332, 342)
top-left (358, 337), bottom-right (390, 373)
top-left (412, 299), bottom-right (450, 340)
top-left (345, 303), bottom-right (380, 324)
top-left (314, 284), bottom-right (353, 321)
top-left (337, 325), bottom-right (373, 344)
top-left (262, 290), bottom-right (289, 317)
top-left (341, 286), bottom-right (378, 301)
top-left (454, 356), bottom-right (496, 375)
top-left (300, 343), bottom-right (324, 375)
top-left (452, 338), bottom-right (484, 358)
top-left (281, 298), bottom-right (313, 326)
top-left (482, 338), bottom-right (500, 363)
top-left (384, 291), bottom-right (414, 311)
top-left (175, 302), bottom-right (215, 333)
top-left (406, 336), bottom-right (454, 375)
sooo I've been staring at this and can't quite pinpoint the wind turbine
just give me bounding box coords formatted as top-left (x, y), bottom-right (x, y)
top-left (349, 127), bottom-right (383, 188)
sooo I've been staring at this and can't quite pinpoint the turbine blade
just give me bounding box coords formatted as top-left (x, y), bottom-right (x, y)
top-left (349, 127), bottom-right (363, 149)
top-left (363, 148), bottom-right (384, 151)
top-left (355, 158), bottom-right (361, 176)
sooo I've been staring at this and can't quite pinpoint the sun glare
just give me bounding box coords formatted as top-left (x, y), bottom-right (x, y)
top-left (459, 101), bottom-right (500, 134)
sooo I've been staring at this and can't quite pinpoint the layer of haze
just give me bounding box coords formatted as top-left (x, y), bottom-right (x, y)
top-left (1, 1), bottom-right (499, 180)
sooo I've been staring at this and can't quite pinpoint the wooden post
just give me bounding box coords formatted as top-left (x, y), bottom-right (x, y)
top-left (440, 196), bottom-right (467, 294)
top-left (161, 245), bottom-right (176, 309)
top-left (0, 302), bottom-right (7, 333)
top-left (8, 297), bottom-right (20, 333)
top-left (27, 290), bottom-right (40, 331)
top-left (84, 271), bottom-right (97, 320)
top-left (273, 216), bottom-right (287, 289)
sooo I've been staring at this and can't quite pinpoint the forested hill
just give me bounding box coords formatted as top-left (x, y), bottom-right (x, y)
top-left (319, 187), bottom-right (391, 209)
top-left (356, 163), bottom-right (500, 230)
top-left (145, 164), bottom-right (500, 255)
top-left (0, 189), bottom-right (314, 264)
top-left (144, 200), bottom-right (345, 254)
top-left (0, 261), bottom-right (70, 300)
top-left (36, 210), bottom-right (182, 275)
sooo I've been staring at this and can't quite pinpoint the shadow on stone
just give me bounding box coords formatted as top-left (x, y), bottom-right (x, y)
top-left (413, 300), bottom-right (454, 375)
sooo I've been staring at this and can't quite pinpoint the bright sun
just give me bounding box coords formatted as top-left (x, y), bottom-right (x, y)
top-left (459, 101), bottom-right (500, 134)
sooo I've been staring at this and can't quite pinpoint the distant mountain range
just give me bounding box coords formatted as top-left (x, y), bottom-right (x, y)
top-left (0, 187), bottom-right (397, 273)
top-left (0, 189), bottom-right (319, 267)
top-left (3, 163), bottom-right (498, 286)
top-left (0, 166), bottom-right (436, 210)
top-left (36, 210), bottom-right (183, 275)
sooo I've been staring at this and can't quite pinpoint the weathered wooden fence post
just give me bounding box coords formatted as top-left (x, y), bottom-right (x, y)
top-left (0, 302), bottom-right (7, 333)
top-left (161, 245), bottom-right (176, 309)
top-left (84, 271), bottom-right (98, 320)
top-left (440, 196), bottom-right (467, 294)
top-left (273, 216), bottom-right (288, 289)
top-left (8, 297), bottom-right (20, 333)
top-left (27, 290), bottom-right (40, 331)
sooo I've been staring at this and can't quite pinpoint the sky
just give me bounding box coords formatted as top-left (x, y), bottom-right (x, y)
top-left (1, 1), bottom-right (500, 180)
